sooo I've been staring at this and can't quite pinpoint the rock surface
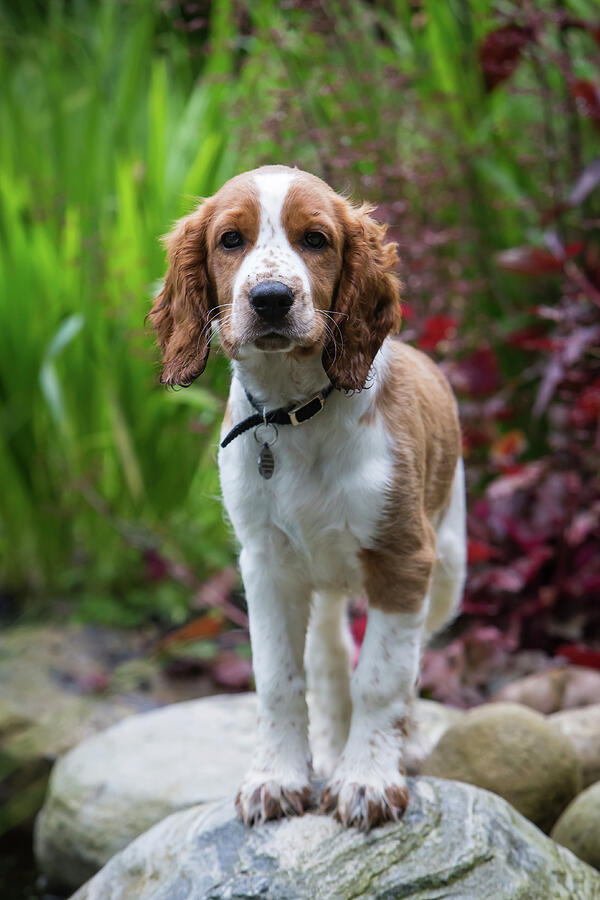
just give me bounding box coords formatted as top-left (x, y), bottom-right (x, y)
top-left (71, 778), bottom-right (600, 900)
top-left (35, 693), bottom-right (258, 890)
top-left (422, 701), bottom-right (582, 832)
top-left (0, 626), bottom-right (149, 764)
top-left (0, 625), bottom-right (153, 834)
top-left (551, 704), bottom-right (600, 788)
top-left (492, 665), bottom-right (600, 714)
top-left (552, 780), bottom-right (600, 871)
top-left (35, 693), bottom-right (461, 890)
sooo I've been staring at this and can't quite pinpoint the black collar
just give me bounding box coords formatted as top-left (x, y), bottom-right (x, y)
top-left (220, 383), bottom-right (335, 449)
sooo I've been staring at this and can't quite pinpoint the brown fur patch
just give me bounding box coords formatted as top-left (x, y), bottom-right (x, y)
top-left (321, 779), bottom-right (409, 831)
top-left (147, 203), bottom-right (215, 386)
top-left (281, 178), bottom-right (343, 317)
top-left (236, 783), bottom-right (312, 825)
top-left (360, 340), bottom-right (461, 614)
top-left (383, 783), bottom-right (410, 818)
top-left (148, 176), bottom-right (260, 384)
top-left (323, 199), bottom-right (402, 392)
top-left (281, 174), bottom-right (402, 385)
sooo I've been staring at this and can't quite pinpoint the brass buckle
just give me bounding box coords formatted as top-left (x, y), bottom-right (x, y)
top-left (288, 392), bottom-right (324, 426)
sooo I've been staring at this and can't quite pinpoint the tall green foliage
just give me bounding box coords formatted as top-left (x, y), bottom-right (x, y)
top-left (1, 0), bottom-right (598, 622)
top-left (0, 2), bottom-right (239, 607)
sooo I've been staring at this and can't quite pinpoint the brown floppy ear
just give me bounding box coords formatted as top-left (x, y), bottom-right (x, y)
top-left (148, 202), bottom-right (215, 387)
top-left (323, 202), bottom-right (402, 392)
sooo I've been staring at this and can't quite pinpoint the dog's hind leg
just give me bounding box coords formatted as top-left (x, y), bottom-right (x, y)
top-left (305, 591), bottom-right (353, 780)
top-left (426, 458), bottom-right (467, 635)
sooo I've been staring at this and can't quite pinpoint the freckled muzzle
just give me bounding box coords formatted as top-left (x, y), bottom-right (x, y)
top-left (249, 281), bottom-right (294, 324)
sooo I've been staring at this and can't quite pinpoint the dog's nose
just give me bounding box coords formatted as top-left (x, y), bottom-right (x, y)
top-left (249, 281), bottom-right (294, 323)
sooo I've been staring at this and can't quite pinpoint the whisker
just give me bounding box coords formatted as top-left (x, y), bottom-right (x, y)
top-left (315, 309), bottom-right (344, 365)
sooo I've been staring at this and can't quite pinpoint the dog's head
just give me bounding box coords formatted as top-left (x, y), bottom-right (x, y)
top-left (148, 165), bottom-right (401, 391)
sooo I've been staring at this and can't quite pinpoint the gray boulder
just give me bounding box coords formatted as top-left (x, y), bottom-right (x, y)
top-left (35, 693), bottom-right (258, 890)
top-left (71, 778), bottom-right (600, 900)
top-left (35, 692), bottom-right (461, 890)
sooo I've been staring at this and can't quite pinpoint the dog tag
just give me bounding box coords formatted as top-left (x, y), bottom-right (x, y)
top-left (258, 442), bottom-right (275, 479)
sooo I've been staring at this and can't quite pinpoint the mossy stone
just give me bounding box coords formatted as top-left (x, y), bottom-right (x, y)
top-left (552, 780), bottom-right (600, 870)
top-left (422, 701), bottom-right (582, 832)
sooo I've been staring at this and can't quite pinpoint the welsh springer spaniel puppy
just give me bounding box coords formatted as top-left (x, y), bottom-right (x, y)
top-left (149, 165), bottom-right (466, 831)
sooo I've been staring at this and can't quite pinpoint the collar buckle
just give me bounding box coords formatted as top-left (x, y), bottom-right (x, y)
top-left (288, 391), bottom-right (325, 426)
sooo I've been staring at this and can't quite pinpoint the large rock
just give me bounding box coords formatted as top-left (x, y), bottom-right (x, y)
top-left (35, 693), bottom-right (258, 890)
top-left (70, 778), bottom-right (600, 900)
top-left (422, 702), bottom-right (582, 832)
top-left (35, 693), bottom-right (461, 890)
top-left (551, 704), bottom-right (600, 788)
top-left (552, 780), bottom-right (600, 871)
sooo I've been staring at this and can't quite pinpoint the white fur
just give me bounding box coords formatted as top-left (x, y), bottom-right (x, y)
top-left (325, 608), bottom-right (424, 824)
top-left (427, 457), bottom-right (467, 634)
top-left (305, 592), bottom-right (353, 779)
top-left (232, 171), bottom-right (313, 340)
top-left (217, 170), bottom-right (467, 828)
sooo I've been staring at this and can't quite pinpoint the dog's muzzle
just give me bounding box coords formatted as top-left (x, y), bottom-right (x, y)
top-left (249, 281), bottom-right (294, 324)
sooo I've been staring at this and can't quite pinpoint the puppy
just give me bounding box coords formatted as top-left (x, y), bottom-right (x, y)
top-left (149, 165), bottom-right (466, 830)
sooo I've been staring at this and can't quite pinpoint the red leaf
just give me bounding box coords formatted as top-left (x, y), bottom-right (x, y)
top-left (565, 505), bottom-right (600, 545)
top-left (507, 326), bottom-right (559, 351)
top-left (556, 645), bottom-right (600, 670)
top-left (486, 461), bottom-right (545, 500)
top-left (417, 315), bottom-right (458, 351)
top-left (454, 345), bottom-right (500, 395)
top-left (143, 548), bottom-right (169, 582)
top-left (496, 243), bottom-right (582, 275)
top-left (569, 378), bottom-right (600, 427)
top-left (533, 325), bottom-right (600, 416)
top-left (461, 427), bottom-right (491, 453)
top-left (468, 539), bottom-right (497, 564)
top-left (572, 80), bottom-right (600, 127)
top-left (479, 24), bottom-right (535, 91)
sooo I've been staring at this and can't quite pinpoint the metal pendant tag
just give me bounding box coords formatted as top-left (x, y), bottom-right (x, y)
top-left (258, 442), bottom-right (275, 479)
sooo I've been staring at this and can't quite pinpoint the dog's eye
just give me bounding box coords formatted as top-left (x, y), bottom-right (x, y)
top-left (303, 231), bottom-right (327, 250)
top-left (221, 231), bottom-right (244, 249)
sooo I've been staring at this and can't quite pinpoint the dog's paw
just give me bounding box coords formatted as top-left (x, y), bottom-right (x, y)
top-left (235, 774), bottom-right (312, 826)
top-left (321, 772), bottom-right (409, 831)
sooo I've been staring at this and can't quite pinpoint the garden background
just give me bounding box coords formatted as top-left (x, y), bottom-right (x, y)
top-left (1, 0), bottom-right (599, 893)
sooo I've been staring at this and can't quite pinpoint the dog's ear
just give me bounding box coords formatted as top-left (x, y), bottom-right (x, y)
top-left (323, 202), bottom-right (401, 392)
top-left (148, 202), bottom-right (215, 387)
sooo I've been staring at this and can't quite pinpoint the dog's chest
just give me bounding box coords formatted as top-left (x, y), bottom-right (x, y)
top-left (219, 398), bottom-right (392, 589)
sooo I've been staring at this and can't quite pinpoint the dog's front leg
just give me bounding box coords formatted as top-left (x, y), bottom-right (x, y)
top-left (322, 607), bottom-right (426, 830)
top-left (236, 539), bottom-right (312, 825)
